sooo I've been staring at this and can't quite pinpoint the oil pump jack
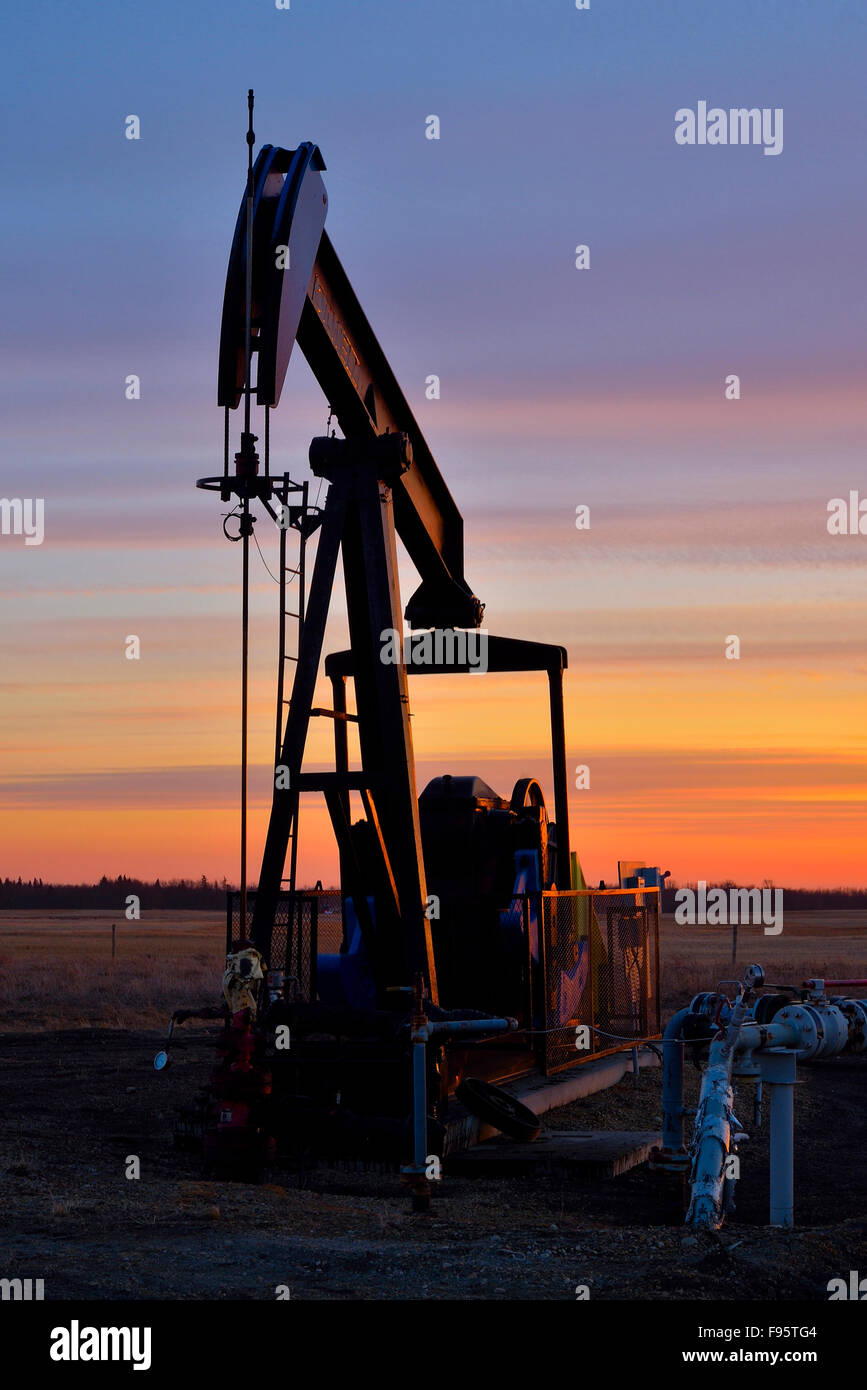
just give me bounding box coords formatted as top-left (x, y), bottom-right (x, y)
top-left (176, 99), bottom-right (661, 1197)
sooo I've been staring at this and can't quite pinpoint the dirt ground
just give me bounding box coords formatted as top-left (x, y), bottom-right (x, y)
top-left (1, 1023), bottom-right (864, 1301)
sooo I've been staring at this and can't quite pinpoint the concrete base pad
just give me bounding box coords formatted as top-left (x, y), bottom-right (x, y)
top-left (445, 1129), bottom-right (661, 1180)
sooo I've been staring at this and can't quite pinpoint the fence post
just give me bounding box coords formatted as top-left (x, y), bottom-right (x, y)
top-left (537, 893), bottom-right (548, 1073)
top-left (522, 896), bottom-right (535, 1062)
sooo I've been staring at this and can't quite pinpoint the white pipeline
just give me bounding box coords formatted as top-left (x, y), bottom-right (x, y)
top-left (685, 996), bottom-right (747, 1229)
top-left (684, 980), bottom-right (865, 1230)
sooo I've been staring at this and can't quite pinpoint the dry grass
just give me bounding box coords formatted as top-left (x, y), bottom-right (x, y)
top-left (659, 908), bottom-right (867, 1009)
top-left (0, 907), bottom-right (864, 1031)
top-left (0, 911), bottom-right (225, 1029)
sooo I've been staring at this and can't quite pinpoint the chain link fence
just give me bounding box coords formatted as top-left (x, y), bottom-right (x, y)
top-left (224, 886), bottom-right (659, 1073)
top-left (538, 888), bottom-right (661, 1074)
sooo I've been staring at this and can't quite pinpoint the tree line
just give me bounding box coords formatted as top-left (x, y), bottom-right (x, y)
top-left (0, 876), bottom-right (864, 912)
top-left (0, 875), bottom-right (233, 909)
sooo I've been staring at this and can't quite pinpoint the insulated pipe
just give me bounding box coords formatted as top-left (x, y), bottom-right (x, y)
top-left (685, 1010), bottom-right (798, 1229)
top-left (686, 996), bottom-right (747, 1229)
top-left (682, 972), bottom-right (866, 1230)
top-left (661, 1008), bottom-right (692, 1153)
top-left (686, 1006), bottom-right (856, 1230)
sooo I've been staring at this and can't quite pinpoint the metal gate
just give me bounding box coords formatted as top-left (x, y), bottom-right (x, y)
top-left (227, 889), bottom-right (318, 1002)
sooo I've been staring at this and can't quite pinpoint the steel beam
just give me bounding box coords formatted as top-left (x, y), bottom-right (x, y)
top-left (324, 635), bottom-right (572, 887)
top-left (339, 456), bottom-right (437, 1000)
top-left (298, 232), bottom-right (480, 627)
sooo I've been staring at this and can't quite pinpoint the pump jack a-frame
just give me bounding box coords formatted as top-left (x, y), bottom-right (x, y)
top-left (182, 118), bottom-right (660, 1190)
top-left (211, 139), bottom-right (573, 1009)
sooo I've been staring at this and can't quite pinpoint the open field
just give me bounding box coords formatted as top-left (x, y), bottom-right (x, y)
top-left (0, 908), bottom-right (864, 1300)
top-left (0, 908), bottom-right (864, 1030)
top-left (659, 909), bottom-right (867, 1008)
top-left (0, 911), bottom-right (225, 1031)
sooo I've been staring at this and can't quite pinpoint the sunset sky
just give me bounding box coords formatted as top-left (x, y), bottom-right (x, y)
top-left (1, 1), bottom-right (865, 888)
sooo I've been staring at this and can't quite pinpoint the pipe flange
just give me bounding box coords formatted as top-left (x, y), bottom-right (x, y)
top-left (813, 1003), bottom-right (848, 1057)
top-left (837, 998), bottom-right (867, 1053)
top-left (775, 1004), bottom-right (820, 1060)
